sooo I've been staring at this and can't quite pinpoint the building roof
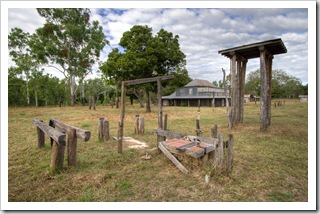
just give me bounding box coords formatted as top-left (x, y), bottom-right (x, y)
top-left (184, 79), bottom-right (215, 88)
top-left (218, 38), bottom-right (287, 59)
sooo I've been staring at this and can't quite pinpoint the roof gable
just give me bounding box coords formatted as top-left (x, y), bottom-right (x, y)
top-left (184, 79), bottom-right (215, 88)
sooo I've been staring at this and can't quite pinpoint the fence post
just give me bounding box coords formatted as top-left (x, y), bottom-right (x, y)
top-left (214, 134), bottom-right (224, 175)
top-left (98, 117), bottom-right (104, 141)
top-left (37, 120), bottom-right (45, 148)
top-left (103, 120), bottom-right (110, 142)
top-left (67, 128), bottom-right (77, 167)
top-left (134, 115), bottom-right (139, 134)
top-left (226, 134), bottom-right (234, 175)
top-left (50, 141), bottom-right (65, 171)
top-left (138, 117), bottom-right (144, 135)
top-left (210, 124), bottom-right (218, 139)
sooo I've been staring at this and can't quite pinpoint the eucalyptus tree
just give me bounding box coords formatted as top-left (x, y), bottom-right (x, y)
top-left (8, 28), bottom-right (39, 105)
top-left (31, 8), bottom-right (108, 106)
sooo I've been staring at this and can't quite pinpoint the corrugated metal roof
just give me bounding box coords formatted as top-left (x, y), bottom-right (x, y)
top-left (218, 38), bottom-right (287, 59)
top-left (184, 79), bottom-right (216, 87)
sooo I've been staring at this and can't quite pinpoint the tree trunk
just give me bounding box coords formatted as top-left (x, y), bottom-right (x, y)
top-left (35, 89), bottom-right (38, 107)
top-left (130, 94), bottom-right (134, 105)
top-left (70, 75), bottom-right (76, 106)
top-left (146, 90), bottom-right (151, 113)
top-left (133, 89), bottom-right (144, 108)
top-left (80, 79), bottom-right (85, 106)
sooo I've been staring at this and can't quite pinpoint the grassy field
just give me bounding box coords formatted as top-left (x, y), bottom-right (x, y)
top-left (7, 99), bottom-right (308, 202)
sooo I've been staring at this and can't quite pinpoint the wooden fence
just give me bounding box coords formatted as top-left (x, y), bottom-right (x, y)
top-left (33, 118), bottom-right (91, 171)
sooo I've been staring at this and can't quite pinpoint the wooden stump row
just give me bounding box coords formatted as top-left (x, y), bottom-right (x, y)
top-left (98, 118), bottom-right (110, 142)
top-left (33, 118), bottom-right (91, 172)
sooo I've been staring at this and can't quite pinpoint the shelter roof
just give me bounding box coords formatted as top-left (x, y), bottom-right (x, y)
top-left (218, 38), bottom-right (287, 59)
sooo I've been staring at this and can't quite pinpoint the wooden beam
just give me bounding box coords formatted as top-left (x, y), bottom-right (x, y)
top-left (154, 128), bottom-right (218, 145)
top-left (33, 119), bottom-right (66, 146)
top-left (259, 47), bottom-right (268, 131)
top-left (49, 118), bottom-right (90, 142)
top-left (123, 75), bottom-right (174, 86)
top-left (158, 142), bottom-right (188, 174)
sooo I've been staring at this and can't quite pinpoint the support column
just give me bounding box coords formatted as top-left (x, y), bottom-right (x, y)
top-left (267, 55), bottom-right (273, 126)
top-left (229, 52), bottom-right (237, 129)
top-left (239, 59), bottom-right (247, 123)
top-left (259, 46), bottom-right (269, 131)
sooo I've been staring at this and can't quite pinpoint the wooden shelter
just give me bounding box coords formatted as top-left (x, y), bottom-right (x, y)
top-left (218, 38), bottom-right (287, 131)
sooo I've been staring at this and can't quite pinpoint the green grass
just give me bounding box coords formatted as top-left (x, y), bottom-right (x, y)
top-left (7, 99), bottom-right (308, 202)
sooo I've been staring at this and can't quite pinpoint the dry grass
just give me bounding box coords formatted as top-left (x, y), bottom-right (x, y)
top-left (7, 99), bottom-right (308, 202)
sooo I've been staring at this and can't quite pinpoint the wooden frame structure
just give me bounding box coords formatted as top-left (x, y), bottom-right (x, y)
top-left (117, 75), bottom-right (174, 153)
top-left (218, 38), bottom-right (287, 131)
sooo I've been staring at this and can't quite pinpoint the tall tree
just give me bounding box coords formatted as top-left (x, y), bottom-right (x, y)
top-left (31, 8), bottom-right (108, 106)
top-left (245, 69), bottom-right (304, 98)
top-left (101, 25), bottom-right (188, 112)
top-left (8, 28), bottom-right (40, 105)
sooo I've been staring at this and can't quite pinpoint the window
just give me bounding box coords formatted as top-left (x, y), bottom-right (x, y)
top-left (189, 88), bottom-right (193, 95)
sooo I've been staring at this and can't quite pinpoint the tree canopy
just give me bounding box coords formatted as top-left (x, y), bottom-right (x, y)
top-left (31, 8), bottom-right (109, 106)
top-left (100, 25), bottom-right (190, 111)
top-left (245, 69), bottom-right (306, 98)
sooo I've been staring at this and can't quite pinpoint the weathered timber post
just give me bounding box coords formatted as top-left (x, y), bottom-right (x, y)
top-left (134, 115), bottom-right (139, 134)
top-left (195, 107), bottom-right (202, 136)
top-left (226, 134), bottom-right (234, 175)
top-left (103, 120), bottom-right (110, 142)
top-left (67, 128), bottom-right (77, 167)
top-left (118, 81), bottom-right (126, 154)
top-left (157, 79), bottom-right (164, 144)
top-left (259, 46), bottom-right (273, 131)
top-left (98, 117), bottom-right (104, 141)
top-left (212, 92), bottom-right (215, 112)
top-left (138, 117), bottom-right (144, 135)
top-left (163, 113), bottom-right (168, 141)
top-left (50, 140), bottom-right (66, 171)
top-left (214, 134), bottom-right (224, 175)
top-left (49, 119), bottom-right (55, 147)
top-left (36, 120), bottom-right (45, 148)
top-left (211, 124), bottom-right (218, 139)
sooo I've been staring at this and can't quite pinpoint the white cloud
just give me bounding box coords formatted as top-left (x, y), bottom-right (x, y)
top-left (6, 7), bottom-right (310, 84)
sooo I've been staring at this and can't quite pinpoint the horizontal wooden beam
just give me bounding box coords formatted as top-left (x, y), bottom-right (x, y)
top-left (32, 119), bottom-right (66, 146)
top-left (49, 118), bottom-right (91, 142)
top-left (123, 75), bottom-right (174, 86)
top-left (154, 128), bottom-right (218, 145)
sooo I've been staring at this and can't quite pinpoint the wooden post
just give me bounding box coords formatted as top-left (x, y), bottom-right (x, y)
top-left (240, 59), bottom-right (247, 123)
top-left (49, 119), bottom-right (55, 147)
top-left (50, 141), bottom-right (65, 171)
top-left (138, 117), bottom-right (144, 135)
top-left (163, 113), bottom-right (168, 141)
top-left (67, 128), bottom-right (77, 167)
top-left (214, 134), bottom-right (224, 175)
top-left (36, 120), bottom-right (45, 148)
top-left (229, 53), bottom-right (237, 129)
top-left (103, 120), bottom-right (110, 142)
top-left (157, 79), bottom-right (164, 144)
top-left (259, 46), bottom-right (268, 131)
top-left (211, 124), bottom-right (218, 139)
top-left (117, 82), bottom-right (126, 153)
top-left (196, 107), bottom-right (201, 136)
top-left (212, 92), bottom-right (215, 112)
top-left (226, 134), bottom-right (234, 175)
top-left (98, 117), bottom-right (104, 141)
top-left (134, 115), bottom-right (139, 134)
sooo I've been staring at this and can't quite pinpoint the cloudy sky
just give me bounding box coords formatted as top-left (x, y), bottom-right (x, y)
top-left (5, 2), bottom-right (314, 85)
